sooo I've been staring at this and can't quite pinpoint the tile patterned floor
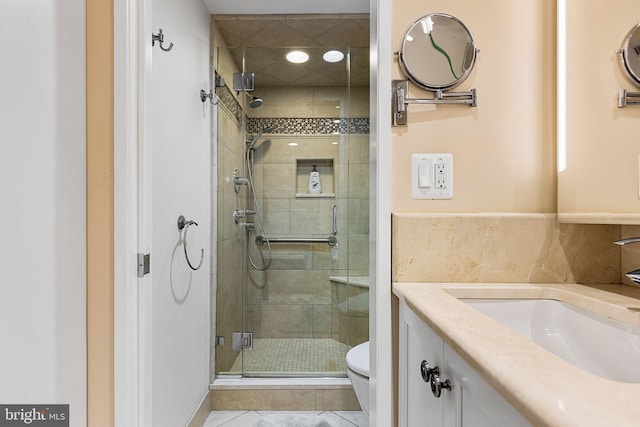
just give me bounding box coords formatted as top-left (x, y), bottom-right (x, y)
top-left (226, 339), bottom-right (351, 376)
top-left (203, 410), bottom-right (368, 427)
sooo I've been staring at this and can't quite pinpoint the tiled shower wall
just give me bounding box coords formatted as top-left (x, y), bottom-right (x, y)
top-left (243, 85), bottom-right (370, 344)
top-left (244, 132), bottom-right (369, 343)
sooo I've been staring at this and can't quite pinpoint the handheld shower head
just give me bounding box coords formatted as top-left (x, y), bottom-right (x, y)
top-left (247, 126), bottom-right (277, 151)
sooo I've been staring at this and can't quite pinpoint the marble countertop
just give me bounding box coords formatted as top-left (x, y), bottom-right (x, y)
top-left (392, 282), bottom-right (640, 427)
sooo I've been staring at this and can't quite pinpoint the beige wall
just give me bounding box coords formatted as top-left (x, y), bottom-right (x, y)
top-left (392, 0), bottom-right (556, 213)
top-left (559, 0), bottom-right (640, 215)
top-left (87, 0), bottom-right (114, 424)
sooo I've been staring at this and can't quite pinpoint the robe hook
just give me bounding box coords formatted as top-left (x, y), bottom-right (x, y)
top-left (152, 28), bottom-right (174, 52)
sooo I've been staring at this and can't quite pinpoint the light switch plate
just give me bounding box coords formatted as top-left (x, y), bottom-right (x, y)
top-left (411, 153), bottom-right (453, 199)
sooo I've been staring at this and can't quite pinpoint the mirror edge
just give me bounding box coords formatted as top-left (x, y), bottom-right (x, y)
top-left (398, 13), bottom-right (477, 92)
top-left (620, 22), bottom-right (640, 88)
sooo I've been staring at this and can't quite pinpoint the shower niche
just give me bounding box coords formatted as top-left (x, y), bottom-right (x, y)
top-left (295, 159), bottom-right (335, 198)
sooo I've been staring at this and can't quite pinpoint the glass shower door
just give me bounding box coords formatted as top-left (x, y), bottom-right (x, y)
top-left (213, 40), bottom-right (370, 378)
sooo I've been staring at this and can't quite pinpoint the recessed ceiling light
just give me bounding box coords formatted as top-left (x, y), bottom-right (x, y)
top-left (323, 50), bottom-right (344, 63)
top-left (286, 50), bottom-right (309, 64)
top-left (332, 141), bottom-right (339, 145)
top-left (288, 142), bottom-right (299, 147)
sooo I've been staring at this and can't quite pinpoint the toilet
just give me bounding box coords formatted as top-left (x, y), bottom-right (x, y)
top-left (346, 341), bottom-right (369, 415)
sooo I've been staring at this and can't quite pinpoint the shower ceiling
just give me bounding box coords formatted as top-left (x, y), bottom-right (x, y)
top-left (214, 15), bottom-right (370, 87)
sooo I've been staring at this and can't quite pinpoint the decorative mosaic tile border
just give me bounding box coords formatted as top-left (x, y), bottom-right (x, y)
top-left (215, 85), bottom-right (369, 134)
top-left (216, 85), bottom-right (242, 123)
top-left (248, 117), bottom-right (369, 135)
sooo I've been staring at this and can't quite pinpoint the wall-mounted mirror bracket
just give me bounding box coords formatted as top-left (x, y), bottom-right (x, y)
top-left (392, 80), bottom-right (477, 126)
top-left (618, 89), bottom-right (640, 108)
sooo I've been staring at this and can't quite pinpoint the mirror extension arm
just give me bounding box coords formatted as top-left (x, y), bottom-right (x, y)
top-left (392, 80), bottom-right (477, 126)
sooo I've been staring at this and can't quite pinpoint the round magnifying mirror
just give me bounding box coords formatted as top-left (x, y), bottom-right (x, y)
top-left (620, 22), bottom-right (640, 87)
top-left (398, 13), bottom-right (476, 91)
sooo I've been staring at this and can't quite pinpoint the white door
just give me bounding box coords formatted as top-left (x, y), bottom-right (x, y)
top-left (114, 0), bottom-right (212, 426)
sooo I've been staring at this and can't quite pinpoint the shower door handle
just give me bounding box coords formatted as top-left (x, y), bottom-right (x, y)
top-left (332, 204), bottom-right (338, 236)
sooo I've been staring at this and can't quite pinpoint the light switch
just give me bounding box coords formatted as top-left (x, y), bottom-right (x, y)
top-left (411, 154), bottom-right (453, 199)
top-left (418, 161), bottom-right (432, 188)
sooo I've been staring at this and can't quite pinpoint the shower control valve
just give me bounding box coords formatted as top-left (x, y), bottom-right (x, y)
top-left (233, 209), bottom-right (256, 223)
top-left (233, 168), bottom-right (248, 193)
top-left (233, 176), bottom-right (249, 186)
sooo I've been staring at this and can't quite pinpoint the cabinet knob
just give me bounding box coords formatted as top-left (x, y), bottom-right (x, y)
top-left (420, 360), bottom-right (437, 382)
top-left (430, 372), bottom-right (451, 398)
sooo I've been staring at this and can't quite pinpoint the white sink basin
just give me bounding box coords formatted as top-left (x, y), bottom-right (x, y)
top-left (462, 298), bottom-right (640, 383)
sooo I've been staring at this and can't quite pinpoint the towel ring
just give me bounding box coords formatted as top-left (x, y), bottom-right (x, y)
top-left (177, 215), bottom-right (204, 271)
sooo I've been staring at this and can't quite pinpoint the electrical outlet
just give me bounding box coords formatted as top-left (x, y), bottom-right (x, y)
top-left (411, 154), bottom-right (453, 199)
top-left (435, 163), bottom-right (447, 189)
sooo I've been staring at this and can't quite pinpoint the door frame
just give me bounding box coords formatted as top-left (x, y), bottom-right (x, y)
top-left (112, 1), bottom-right (394, 426)
top-left (369, 0), bottom-right (393, 425)
top-left (113, 0), bottom-right (152, 425)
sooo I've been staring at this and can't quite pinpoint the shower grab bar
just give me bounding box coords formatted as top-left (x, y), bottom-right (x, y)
top-left (255, 235), bottom-right (337, 246)
top-left (332, 204), bottom-right (338, 237)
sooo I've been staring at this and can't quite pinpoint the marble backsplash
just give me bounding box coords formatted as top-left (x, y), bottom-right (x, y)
top-left (392, 213), bottom-right (623, 285)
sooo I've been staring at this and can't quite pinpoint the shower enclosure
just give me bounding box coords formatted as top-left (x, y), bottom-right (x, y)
top-left (212, 15), bottom-right (370, 379)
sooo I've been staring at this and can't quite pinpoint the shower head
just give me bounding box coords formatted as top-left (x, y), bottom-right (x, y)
top-left (242, 91), bottom-right (264, 109)
top-left (247, 126), bottom-right (277, 151)
top-left (249, 96), bottom-right (263, 108)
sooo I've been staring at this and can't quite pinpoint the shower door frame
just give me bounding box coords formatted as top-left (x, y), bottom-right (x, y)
top-left (228, 46), bottom-right (366, 379)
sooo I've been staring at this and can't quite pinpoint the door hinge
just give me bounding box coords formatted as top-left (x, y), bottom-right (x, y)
top-left (232, 332), bottom-right (253, 350)
top-left (137, 253), bottom-right (150, 277)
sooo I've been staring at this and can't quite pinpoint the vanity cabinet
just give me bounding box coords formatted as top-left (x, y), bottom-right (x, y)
top-left (399, 301), bottom-right (531, 427)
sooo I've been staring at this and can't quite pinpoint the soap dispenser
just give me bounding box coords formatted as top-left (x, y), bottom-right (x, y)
top-left (309, 165), bottom-right (322, 193)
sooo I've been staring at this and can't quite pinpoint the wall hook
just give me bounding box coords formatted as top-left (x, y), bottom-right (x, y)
top-left (177, 215), bottom-right (204, 271)
top-left (152, 29), bottom-right (174, 52)
top-left (200, 89), bottom-right (218, 105)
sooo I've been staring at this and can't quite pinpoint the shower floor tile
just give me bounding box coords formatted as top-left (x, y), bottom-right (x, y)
top-left (224, 338), bottom-right (351, 376)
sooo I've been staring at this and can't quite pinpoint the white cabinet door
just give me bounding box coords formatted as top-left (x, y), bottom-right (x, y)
top-left (399, 302), bottom-right (447, 427)
top-left (399, 301), bottom-right (531, 427)
top-left (444, 346), bottom-right (532, 427)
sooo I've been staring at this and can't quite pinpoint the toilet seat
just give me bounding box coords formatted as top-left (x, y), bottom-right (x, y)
top-left (346, 341), bottom-right (369, 377)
